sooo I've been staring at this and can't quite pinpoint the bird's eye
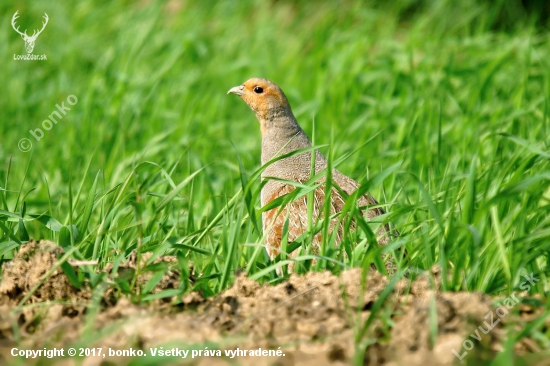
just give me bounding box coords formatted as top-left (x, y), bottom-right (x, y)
top-left (253, 86), bottom-right (264, 94)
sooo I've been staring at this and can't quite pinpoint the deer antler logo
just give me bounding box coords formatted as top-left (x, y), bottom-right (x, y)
top-left (11, 11), bottom-right (49, 54)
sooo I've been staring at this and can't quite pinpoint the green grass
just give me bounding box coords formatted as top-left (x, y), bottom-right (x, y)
top-left (1, 0), bottom-right (550, 361)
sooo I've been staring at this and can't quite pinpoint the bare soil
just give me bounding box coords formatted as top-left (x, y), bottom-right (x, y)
top-left (0, 240), bottom-right (546, 365)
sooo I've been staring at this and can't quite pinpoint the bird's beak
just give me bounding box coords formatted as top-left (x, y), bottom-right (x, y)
top-left (227, 85), bottom-right (245, 96)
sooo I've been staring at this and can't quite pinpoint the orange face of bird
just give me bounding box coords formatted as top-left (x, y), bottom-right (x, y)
top-left (227, 78), bottom-right (290, 125)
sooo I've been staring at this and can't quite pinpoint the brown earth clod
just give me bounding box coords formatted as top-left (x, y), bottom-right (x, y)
top-left (0, 240), bottom-right (546, 366)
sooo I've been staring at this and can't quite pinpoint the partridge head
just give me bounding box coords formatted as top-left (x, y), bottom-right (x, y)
top-left (228, 78), bottom-right (297, 136)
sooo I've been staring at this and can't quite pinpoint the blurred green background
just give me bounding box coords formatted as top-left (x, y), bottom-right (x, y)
top-left (1, 0), bottom-right (550, 301)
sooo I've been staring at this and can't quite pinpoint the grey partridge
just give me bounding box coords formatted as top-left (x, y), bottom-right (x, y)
top-left (228, 78), bottom-right (394, 271)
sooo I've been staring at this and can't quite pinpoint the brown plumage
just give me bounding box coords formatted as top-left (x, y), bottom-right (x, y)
top-left (228, 78), bottom-right (394, 270)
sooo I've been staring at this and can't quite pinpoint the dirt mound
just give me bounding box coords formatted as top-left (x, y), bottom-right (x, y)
top-left (0, 241), bottom-right (87, 305)
top-left (0, 241), bottom-right (546, 365)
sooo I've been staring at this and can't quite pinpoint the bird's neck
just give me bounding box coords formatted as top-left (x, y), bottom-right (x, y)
top-left (259, 112), bottom-right (329, 185)
top-left (260, 113), bottom-right (310, 164)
